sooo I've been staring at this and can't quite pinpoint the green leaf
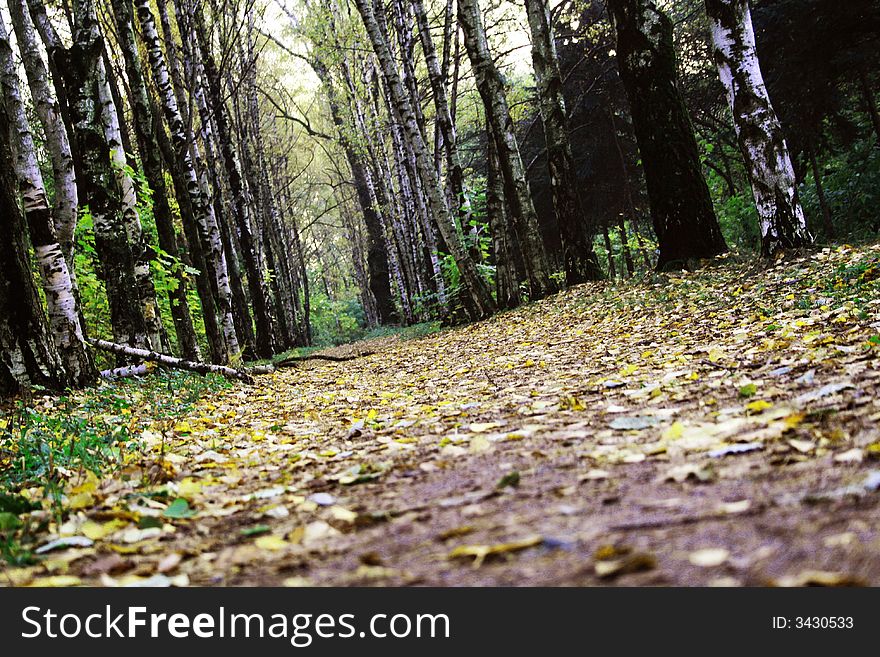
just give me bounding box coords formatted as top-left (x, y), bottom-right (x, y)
top-left (0, 494), bottom-right (39, 514)
top-left (0, 512), bottom-right (23, 532)
top-left (240, 524), bottom-right (270, 536)
top-left (162, 498), bottom-right (196, 519)
top-left (138, 516), bottom-right (163, 529)
top-left (739, 383), bottom-right (758, 397)
top-left (497, 471), bottom-right (521, 489)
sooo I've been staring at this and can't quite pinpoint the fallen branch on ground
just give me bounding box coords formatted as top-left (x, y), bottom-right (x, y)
top-left (275, 351), bottom-right (375, 367)
top-left (87, 338), bottom-right (254, 383)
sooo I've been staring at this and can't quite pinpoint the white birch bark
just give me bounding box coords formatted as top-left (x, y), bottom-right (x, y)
top-left (353, 0), bottom-right (496, 318)
top-left (0, 13), bottom-right (94, 385)
top-left (135, 0), bottom-right (241, 362)
top-left (7, 0), bottom-right (78, 262)
top-left (705, 0), bottom-right (811, 255)
top-left (96, 54), bottom-right (166, 352)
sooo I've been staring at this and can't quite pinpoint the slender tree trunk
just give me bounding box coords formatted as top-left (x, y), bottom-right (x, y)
top-left (309, 57), bottom-right (399, 325)
top-left (487, 129), bottom-right (521, 309)
top-left (0, 14), bottom-right (95, 386)
top-left (617, 216), bottom-right (634, 276)
top-left (11, 0), bottom-right (78, 263)
top-left (66, 0), bottom-right (150, 353)
top-left (524, 0), bottom-right (602, 285)
top-left (807, 143), bottom-right (834, 238)
top-left (355, 0), bottom-right (496, 318)
top-left (24, 0), bottom-right (78, 183)
top-left (602, 224), bottom-right (616, 279)
top-left (412, 0), bottom-right (468, 227)
top-left (136, 0), bottom-right (241, 362)
top-left (0, 96), bottom-right (73, 395)
top-left (607, 0), bottom-right (728, 268)
top-left (189, 8), bottom-right (275, 358)
top-left (705, 0), bottom-right (811, 255)
top-left (111, 0), bottom-right (201, 360)
top-left (858, 66), bottom-right (880, 146)
top-left (96, 54), bottom-right (166, 352)
top-left (458, 0), bottom-right (555, 299)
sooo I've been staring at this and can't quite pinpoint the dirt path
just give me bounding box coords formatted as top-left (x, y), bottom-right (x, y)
top-left (7, 245), bottom-right (880, 586)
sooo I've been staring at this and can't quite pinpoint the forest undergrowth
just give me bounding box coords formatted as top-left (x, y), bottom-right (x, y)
top-left (3, 243), bottom-right (880, 586)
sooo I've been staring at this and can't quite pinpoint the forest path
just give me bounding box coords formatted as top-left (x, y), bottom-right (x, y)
top-left (11, 244), bottom-right (880, 586)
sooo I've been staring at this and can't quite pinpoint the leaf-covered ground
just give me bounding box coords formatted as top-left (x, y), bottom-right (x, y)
top-left (5, 244), bottom-right (880, 587)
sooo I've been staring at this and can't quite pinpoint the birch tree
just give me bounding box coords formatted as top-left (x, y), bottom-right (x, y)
top-left (9, 0), bottom-right (78, 264)
top-left (96, 55), bottom-right (166, 352)
top-left (458, 0), bottom-right (555, 299)
top-left (0, 87), bottom-right (72, 394)
top-left (705, 0), bottom-right (812, 255)
top-left (353, 0), bottom-right (496, 318)
top-left (0, 13), bottom-right (95, 386)
top-left (110, 0), bottom-right (201, 360)
top-left (188, 5), bottom-right (276, 358)
top-left (66, 0), bottom-right (150, 352)
top-left (524, 0), bottom-right (602, 285)
top-left (606, 0), bottom-right (728, 268)
top-left (135, 0), bottom-right (241, 363)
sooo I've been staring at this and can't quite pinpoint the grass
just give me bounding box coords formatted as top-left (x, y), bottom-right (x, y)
top-left (0, 370), bottom-right (230, 565)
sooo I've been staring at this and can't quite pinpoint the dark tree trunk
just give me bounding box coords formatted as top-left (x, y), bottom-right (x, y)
top-left (607, 0), bottom-right (728, 268)
top-left (524, 0), bottom-right (602, 285)
top-left (309, 57), bottom-right (399, 325)
top-left (487, 130), bottom-right (521, 309)
top-left (807, 144), bottom-right (834, 238)
top-left (67, 0), bottom-right (150, 353)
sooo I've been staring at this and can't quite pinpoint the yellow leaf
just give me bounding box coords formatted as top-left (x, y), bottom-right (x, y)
top-left (662, 422), bottom-right (684, 441)
top-left (448, 535), bottom-right (542, 568)
top-left (26, 576), bottom-right (81, 587)
top-left (81, 519), bottom-right (128, 541)
top-left (177, 478), bottom-right (202, 499)
top-left (254, 535), bottom-right (288, 551)
top-left (746, 400), bottom-right (773, 413)
top-left (469, 422), bottom-right (501, 433)
top-left (67, 492), bottom-right (94, 510)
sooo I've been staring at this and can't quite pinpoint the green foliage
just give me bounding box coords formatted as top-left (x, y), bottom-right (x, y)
top-left (0, 371), bottom-right (229, 564)
top-left (799, 135), bottom-right (880, 240)
top-left (309, 291), bottom-right (365, 347)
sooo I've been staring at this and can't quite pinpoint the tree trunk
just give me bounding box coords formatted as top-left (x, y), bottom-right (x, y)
top-left (705, 0), bottom-right (811, 256)
top-left (858, 66), bottom-right (880, 146)
top-left (96, 53), bottom-right (166, 353)
top-left (87, 339), bottom-right (252, 382)
top-left (0, 89), bottom-right (72, 395)
top-left (807, 143), bottom-right (834, 238)
top-left (524, 0), bottom-right (602, 285)
top-left (412, 0), bottom-right (468, 227)
top-left (354, 0), bottom-right (496, 319)
top-left (0, 14), bottom-right (95, 386)
top-left (24, 0), bottom-right (78, 193)
top-left (308, 57), bottom-right (399, 325)
top-left (189, 7), bottom-right (275, 358)
top-left (135, 0), bottom-right (241, 363)
top-left (607, 0), bottom-right (728, 268)
top-left (111, 0), bottom-right (201, 360)
top-left (458, 0), bottom-right (555, 300)
top-left (487, 129), bottom-right (521, 309)
top-left (67, 0), bottom-right (150, 354)
top-left (9, 0), bottom-right (78, 264)
top-left (602, 224), bottom-right (616, 279)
